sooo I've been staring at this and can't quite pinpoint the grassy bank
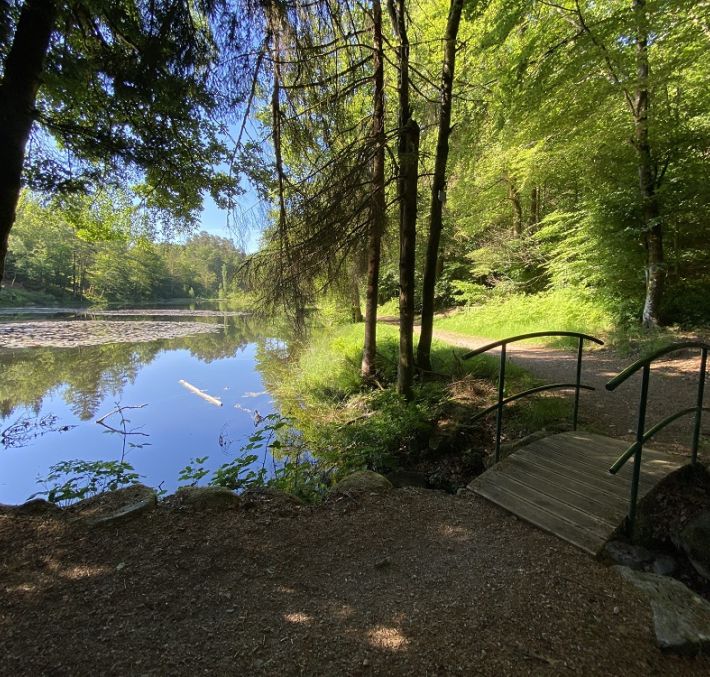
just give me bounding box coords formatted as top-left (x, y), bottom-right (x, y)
top-left (435, 289), bottom-right (613, 346)
top-left (0, 286), bottom-right (75, 308)
top-left (261, 323), bottom-right (571, 490)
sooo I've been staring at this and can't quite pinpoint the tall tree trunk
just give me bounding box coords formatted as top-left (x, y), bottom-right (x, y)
top-left (351, 268), bottom-right (363, 322)
top-left (508, 178), bottom-right (523, 237)
top-left (398, 120), bottom-right (420, 399)
top-left (0, 0), bottom-right (57, 283)
top-left (389, 0), bottom-right (419, 400)
top-left (267, 2), bottom-right (305, 328)
top-left (417, 0), bottom-right (464, 372)
top-left (361, 0), bottom-right (387, 379)
top-left (633, 0), bottom-right (663, 328)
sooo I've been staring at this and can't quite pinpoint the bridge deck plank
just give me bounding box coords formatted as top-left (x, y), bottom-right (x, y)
top-left (468, 431), bottom-right (685, 554)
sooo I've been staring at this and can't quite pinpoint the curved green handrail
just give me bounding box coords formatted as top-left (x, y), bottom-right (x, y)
top-left (469, 383), bottom-right (596, 423)
top-left (606, 341), bottom-right (710, 391)
top-left (463, 331), bottom-right (604, 360)
top-left (605, 342), bottom-right (708, 537)
top-left (463, 331), bottom-right (603, 462)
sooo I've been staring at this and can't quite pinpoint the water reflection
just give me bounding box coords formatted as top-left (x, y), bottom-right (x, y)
top-left (0, 315), bottom-right (261, 421)
top-left (0, 313), bottom-right (288, 503)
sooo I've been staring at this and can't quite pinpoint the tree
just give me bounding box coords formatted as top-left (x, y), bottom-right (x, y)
top-left (388, 0), bottom-right (420, 399)
top-left (417, 0), bottom-right (466, 371)
top-left (0, 0), bottom-right (238, 281)
top-left (361, 0), bottom-right (387, 379)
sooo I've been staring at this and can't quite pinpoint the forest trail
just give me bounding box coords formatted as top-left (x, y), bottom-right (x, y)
top-left (3, 490), bottom-right (709, 675)
top-left (428, 327), bottom-right (708, 453)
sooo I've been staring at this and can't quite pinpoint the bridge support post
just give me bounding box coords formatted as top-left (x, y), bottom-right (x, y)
top-left (495, 344), bottom-right (506, 463)
top-left (628, 364), bottom-right (650, 538)
top-left (691, 347), bottom-right (707, 465)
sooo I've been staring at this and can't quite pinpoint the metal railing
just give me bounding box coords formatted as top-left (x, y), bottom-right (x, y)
top-left (463, 331), bottom-right (604, 463)
top-left (606, 341), bottom-right (710, 536)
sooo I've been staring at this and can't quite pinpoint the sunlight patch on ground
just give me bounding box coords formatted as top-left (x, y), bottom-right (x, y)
top-left (437, 523), bottom-right (473, 542)
top-left (367, 625), bottom-right (409, 651)
top-left (283, 612), bottom-right (312, 625)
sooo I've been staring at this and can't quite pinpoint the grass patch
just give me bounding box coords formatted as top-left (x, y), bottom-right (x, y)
top-left (377, 298), bottom-right (400, 317)
top-left (437, 288), bottom-right (613, 347)
top-left (262, 323), bottom-right (577, 484)
top-left (0, 286), bottom-right (69, 308)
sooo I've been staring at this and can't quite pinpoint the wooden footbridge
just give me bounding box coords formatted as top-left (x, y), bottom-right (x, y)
top-left (463, 333), bottom-right (709, 555)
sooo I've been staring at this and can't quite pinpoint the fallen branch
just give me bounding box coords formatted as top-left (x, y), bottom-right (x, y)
top-left (179, 380), bottom-right (223, 407)
top-left (96, 403), bottom-right (148, 425)
top-left (97, 421), bottom-right (150, 437)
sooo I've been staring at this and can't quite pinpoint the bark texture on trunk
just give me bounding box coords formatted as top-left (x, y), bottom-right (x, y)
top-left (0, 0), bottom-right (57, 282)
top-left (508, 179), bottom-right (523, 237)
top-left (634, 0), bottom-right (663, 328)
top-left (351, 271), bottom-right (363, 323)
top-left (389, 0), bottom-right (419, 400)
top-left (398, 120), bottom-right (420, 400)
top-left (417, 0), bottom-right (464, 372)
top-left (361, 0), bottom-right (386, 379)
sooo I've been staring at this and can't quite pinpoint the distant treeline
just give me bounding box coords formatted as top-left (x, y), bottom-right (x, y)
top-left (5, 192), bottom-right (248, 303)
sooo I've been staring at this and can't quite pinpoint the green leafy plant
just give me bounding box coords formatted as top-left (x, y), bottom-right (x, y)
top-left (32, 459), bottom-right (141, 506)
top-left (178, 456), bottom-right (210, 486)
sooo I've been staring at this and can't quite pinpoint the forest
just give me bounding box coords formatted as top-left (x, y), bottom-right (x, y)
top-left (2, 0), bottom-right (709, 399)
top-left (3, 192), bottom-right (248, 303)
top-left (0, 0), bottom-right (710, 392)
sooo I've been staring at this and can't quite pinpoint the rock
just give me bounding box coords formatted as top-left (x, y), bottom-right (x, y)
top-left (0, 498), bottom-right (63, 517)
top-left (616, 566), bottom-right (710, 655)
top-left (677, 511), bottom-right (710, 581)
top-left (175, 486), bottom-right (240, 510)
top-left (241, 488), bottom-right (303, 515)
top-left (601, 541), bottom-right (653, 570)
top-left (68, 484), bottom-right (157, 526)
top-left (651, 554), bottom-right (677, 577)
top-left (331, 470), bottom-right (392, 494)
top-left (385, 470), bottom-right (429, 489)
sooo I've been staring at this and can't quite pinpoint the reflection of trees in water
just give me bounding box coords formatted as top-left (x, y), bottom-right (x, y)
top-left (0, 317), bottom-right (261, 421)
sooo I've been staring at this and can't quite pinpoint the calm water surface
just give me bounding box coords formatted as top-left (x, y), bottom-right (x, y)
top-left (0, 308), bottom-right (290, 504)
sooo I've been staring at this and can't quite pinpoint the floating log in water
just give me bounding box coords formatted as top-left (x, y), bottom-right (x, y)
top-left (178, 380), bottom-right (223, 407)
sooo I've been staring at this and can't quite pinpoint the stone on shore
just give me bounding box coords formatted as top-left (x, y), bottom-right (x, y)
top-left (616, 566), bottom-right (710, 655)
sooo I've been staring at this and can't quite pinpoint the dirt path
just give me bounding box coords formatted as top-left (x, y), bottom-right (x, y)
top-left (430, 328), bottom-right (709, 454)
top-left (2, 490), bottom-right (708, 676)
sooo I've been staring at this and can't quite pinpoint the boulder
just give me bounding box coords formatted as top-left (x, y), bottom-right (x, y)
top-left (175, 486), bottom-right (240, 510)
top-left (0, 498), bottom-right (63, 518)
top-left (651, 554), bottom-right (678, 577)
top-left (331, 470), bottom-right (392, 494)
top-left (68, 484), bottom-right (157, 526)
top-left (241, 488), bottom-right (303, 515)
top-left (616, 566), bottom-right (710, 655)
top-left (677, 511), bottom-right (710, 581)
top-left (601, 541), bottom-right (653, 570)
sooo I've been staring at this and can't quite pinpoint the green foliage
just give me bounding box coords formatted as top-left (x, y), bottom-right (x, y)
top-left (4, 191), bottom-right (248, 304)
top-left (437, 289), bottom-right (613, 345)
top-left (177, 413), bottom-right (328, 503)
top-left (259, 323), bottom-right (545, 476)
top-left (178, 456), bottom-right (210, 486)
top-left (31, 459), bottom-right (141, 507)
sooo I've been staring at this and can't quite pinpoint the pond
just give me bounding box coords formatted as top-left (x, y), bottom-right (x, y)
top-left (0, 306), bottom-right (292, 504)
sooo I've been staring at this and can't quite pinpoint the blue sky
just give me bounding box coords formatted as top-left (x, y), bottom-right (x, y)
top-left (199, 185), bottom-right (265, 254)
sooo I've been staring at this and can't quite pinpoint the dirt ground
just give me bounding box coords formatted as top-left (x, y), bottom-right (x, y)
top-left (2, 489), bottom-right (709, 676)
top-left (430, 328), bottom-right (709, 453)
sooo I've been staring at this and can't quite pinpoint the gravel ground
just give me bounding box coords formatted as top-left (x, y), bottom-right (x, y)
top-left (1, 490), bottom-right (709, 676)
top-left (0, 320), bottom-right (221, 349)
